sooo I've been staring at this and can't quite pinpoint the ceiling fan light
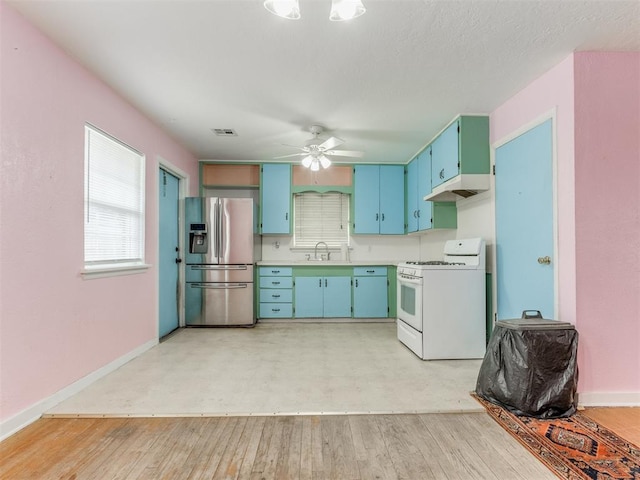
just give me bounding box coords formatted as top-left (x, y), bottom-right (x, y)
top-left (310, 159), bottom-right (320, 171)
top-left (319, 155), bottom-right (332, 169)
top-left (329, 0), bottom-right (366, 21)
top-left (301, 155), bottom-right (313, 168)
top-left (264, 0), bottom-right (301, 19)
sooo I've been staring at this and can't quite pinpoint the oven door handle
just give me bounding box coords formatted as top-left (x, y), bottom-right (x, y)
top-left (397, 275), bottom-right (423, 285)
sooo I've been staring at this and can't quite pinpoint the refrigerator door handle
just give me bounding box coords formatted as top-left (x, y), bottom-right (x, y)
top-left (189, 265), bottom-right (248, 271)
top-left (213, 201), bottom-right (220, 261)
top-left (190, 283), bottom-right (248, 289)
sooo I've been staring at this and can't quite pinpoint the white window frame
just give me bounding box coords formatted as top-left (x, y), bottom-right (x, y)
top-left (82, 124), bottom-right (149, 279)
top-left (293, 192), bottom-right (350, 249)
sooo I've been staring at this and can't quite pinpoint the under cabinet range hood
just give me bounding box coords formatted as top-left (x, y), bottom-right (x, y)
top-left (423, 173), bottom-right (491, 202)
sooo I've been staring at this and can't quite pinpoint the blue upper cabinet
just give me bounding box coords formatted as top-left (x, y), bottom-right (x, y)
top-left (429, 115), bottom-right (490, 197)
top-left (406, 159), bottom-right (419, 233)
top-left (353, 165), bottom-right (380, 234)
top-left (354, 165), bottom-right (404, 234)
top-left (261, 164), bottom-right (291, 234)
top-left (406, 146), bottom-right (457, 232)
top-left (379, 165), bottom-right (405, 234)
top-left (431, 120), bottom-right (460, 189)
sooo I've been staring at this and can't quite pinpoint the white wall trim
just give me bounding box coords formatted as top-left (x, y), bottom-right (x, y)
top-left (0, 339), bottom-right (157, 441)
top-left (579, 391), bottom-right (640, 407)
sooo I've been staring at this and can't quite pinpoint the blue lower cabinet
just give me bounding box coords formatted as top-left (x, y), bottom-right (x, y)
top-left (323, 277), bottom-right (352, 317)
top-left (259, 267), bottom-right (293, 319)
top-left (260, 303), bottom-right (293, 318)
top-left (294, 276), bottom-right (352, 318)
top-left (353, 267), bottom-right (389, 318)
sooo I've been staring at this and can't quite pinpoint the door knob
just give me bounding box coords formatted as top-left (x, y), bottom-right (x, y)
top-left (175, 258), bottom-right (182, 264)
top-left (537, 256), bottom-right (551, 265)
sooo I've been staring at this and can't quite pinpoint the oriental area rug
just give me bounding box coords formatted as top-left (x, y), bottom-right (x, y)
top-left (472, 394), bottom-right (640, 480)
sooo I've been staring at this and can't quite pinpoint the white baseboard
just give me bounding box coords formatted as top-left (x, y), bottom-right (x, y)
top-left (578, 391), bottom-right (640, 407)
top-left (0, 339), bottom-right (157, 441)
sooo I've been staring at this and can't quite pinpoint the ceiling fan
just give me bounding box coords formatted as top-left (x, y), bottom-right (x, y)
top-left (275, 125), bottom-right (364, 171)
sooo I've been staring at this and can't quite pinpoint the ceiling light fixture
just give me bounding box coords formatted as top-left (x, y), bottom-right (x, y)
top-left (263, 0), bottom-right (301, 20)
top-left (264, 0), bottom-right (365, 21)
top-left (329, 0), bottom-right (366, 21)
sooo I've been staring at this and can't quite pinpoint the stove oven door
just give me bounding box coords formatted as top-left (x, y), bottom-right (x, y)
top-left (396, 273), bottom-right (423, 332)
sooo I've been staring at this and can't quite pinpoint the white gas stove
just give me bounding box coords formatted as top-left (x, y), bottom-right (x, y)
top-left (397, 238), bottom-right (487, 360)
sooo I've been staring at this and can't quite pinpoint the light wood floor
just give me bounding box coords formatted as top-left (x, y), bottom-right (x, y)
top-left (583, 406), bottom-right (640, 446)
top-left (2, 413), bottom-right (559, 480)
top-left (2, 409), bottom-right (637, 480)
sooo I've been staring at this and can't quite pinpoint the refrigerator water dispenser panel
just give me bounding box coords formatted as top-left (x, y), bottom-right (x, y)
top-left (189, 223), bottom-right (208, 254)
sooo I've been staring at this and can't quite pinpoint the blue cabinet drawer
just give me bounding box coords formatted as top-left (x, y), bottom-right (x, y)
top-left (260, 276), bottom-right (293, 289)
top-left (260, 303), bottom-right (293, 318)
top-left (259, 289), bottom-right (293, 303)
top-left (353, 266), bottom-right (387, 276)
top-left (259, 267), bottom-right (292, 277)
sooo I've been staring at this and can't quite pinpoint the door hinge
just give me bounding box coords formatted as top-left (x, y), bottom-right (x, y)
top-left (457, 125), bottom-right (460, 133)
top-left (493, 165), bottom-right (496, 175)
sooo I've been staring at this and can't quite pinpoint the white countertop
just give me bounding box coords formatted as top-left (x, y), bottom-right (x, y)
top-left (257, 260), bottom-right (399, 267)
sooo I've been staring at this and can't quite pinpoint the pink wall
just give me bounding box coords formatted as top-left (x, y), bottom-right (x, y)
top-left (573, 52), bottom-right (640, 394)
top-left (490, 54), bottom-right (577, 326)
top-left (490, 52), bottom-right (640, 397)
top-left (0, 3), bottom-right (199, 422)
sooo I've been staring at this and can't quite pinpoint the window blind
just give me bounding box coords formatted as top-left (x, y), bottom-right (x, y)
top-left (293, 193), bottom-right (349, 248)
top-left (84, 125), bottom-right (145, 267)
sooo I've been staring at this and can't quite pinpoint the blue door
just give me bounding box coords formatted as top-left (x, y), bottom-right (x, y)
top-left (495, 119), bottom-right (554, 320)
top-left (159, 168), bottom-right (181, 337)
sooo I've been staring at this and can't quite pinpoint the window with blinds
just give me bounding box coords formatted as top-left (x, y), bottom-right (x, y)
top-left (84, 125), bottom-right (145, 269)
top-left (293, 193), bottom-right (349, 248)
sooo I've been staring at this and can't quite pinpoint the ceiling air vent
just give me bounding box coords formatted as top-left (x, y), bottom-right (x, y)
top-left (212, 128), bottom-right (237, 137)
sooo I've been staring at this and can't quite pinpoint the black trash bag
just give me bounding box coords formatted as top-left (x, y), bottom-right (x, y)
top-left (475, 312), bottom-right (579, 418)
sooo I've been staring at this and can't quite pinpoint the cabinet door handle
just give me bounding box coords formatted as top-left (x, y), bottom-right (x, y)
top-left (272, 308), bottom-right (280, 312)
top-left (376, 213), bottom-right (379, 221)
top-left (319, 279), bottom-right (322, 287)
top-left (285, 213), bottom-right (288, 220)
top-left (366, 270), bottom-right (375, 273)
top-left (417, 210), bottom-right (420, 218)
top-left (355, 279), bottom-right (359, 287)
top-left (272, 294), bottom-right (280, 298)
top-left (413, 210), bottom-right (417, 218)
top-left (272, 270), bottom-right (280, 274)
top-left (272, 281), bottom-right (280, 285)
top-left (439, 168), bottom-right (445, 180)
top-left (381, 213), bottom-right (385, 221)
top-left (325, 279), bottom-right (327, 287)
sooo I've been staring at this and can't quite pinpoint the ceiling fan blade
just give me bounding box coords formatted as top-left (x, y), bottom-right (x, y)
top-left (274, 152), bottom-right (305, 159)
top-left (318, 136), bottom-right (344, 151)
top-left (279, 143), bottom-right (308, 151)
top-left (325, 149), bottom-right (364, 158)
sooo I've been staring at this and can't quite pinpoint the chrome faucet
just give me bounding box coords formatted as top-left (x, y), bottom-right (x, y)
top-left (314, 241), bottom-right (330, 261)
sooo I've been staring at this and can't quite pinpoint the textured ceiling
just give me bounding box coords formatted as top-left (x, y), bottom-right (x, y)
top-left (8, 0), bottom-right (640, 164)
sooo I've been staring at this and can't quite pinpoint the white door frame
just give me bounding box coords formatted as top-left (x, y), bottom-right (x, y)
top-left (490, 108), bottom-right (559, 323)
top-left (157, 157), bottom-right (190, 335)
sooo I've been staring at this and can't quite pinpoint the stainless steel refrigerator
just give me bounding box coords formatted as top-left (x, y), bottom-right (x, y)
top-left (185, 197), bottom-right (261, 326)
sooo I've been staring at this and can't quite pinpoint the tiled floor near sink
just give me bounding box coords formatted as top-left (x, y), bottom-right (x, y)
top-left (46, 323), bottom-right (483, 417)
